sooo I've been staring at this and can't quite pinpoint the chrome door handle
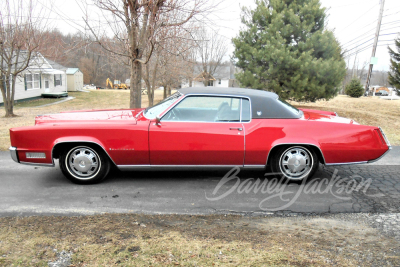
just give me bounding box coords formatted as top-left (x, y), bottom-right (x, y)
top-left (229, 127), bottom-right (243, 131)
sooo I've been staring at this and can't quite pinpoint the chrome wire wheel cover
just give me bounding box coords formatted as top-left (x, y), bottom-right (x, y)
top-left (279, 147), bottom-right (313, 180)
top-left (66, 147), bottom-right (101, 180)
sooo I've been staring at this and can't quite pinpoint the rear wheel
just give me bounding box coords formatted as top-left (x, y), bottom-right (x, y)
top-left (60, 145), bottom-right (110, 184)
top-left (271, 146), bottom-right (319, 181)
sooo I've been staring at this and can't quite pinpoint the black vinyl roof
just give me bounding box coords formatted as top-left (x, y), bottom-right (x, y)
top-left (178, 87), bottom-right (301, 119)
top-left (178, 87), bottom-right (278, 99)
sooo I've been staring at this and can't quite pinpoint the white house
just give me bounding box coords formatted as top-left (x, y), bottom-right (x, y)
top-left (181, 63), bottom-right (238, 88)
top-left (0, 53), bottom-right (67, 104)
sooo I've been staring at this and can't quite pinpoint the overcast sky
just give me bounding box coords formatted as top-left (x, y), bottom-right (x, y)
top-left (34, 0), bottom-right (400, 71)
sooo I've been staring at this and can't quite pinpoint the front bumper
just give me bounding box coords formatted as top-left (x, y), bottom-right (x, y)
top-left (9, 147), bottom-right (19, 163)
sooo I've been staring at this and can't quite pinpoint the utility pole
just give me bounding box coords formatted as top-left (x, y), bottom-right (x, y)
top-left (365, 0), bottom-right (385, 93)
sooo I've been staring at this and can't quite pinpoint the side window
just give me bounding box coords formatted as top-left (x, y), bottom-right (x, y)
top-left (241, 99), bottom-right (251, 122)
top-left (162, 96), bottom-right (241, 122)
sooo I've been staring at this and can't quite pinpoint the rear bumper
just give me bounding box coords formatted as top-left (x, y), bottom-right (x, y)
top-left (9, 146), bottom-right (54, 167)
top-left (9, 147), bottom-right (19, 163)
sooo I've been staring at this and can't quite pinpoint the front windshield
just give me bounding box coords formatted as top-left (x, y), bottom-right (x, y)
top-left (144, 92), bottom-right (182, 119)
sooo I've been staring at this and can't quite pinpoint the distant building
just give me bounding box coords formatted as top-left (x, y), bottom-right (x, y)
top-left (66, 68), bottom-right (84, 91)
top-left (181, 63), bottom-right (238, 88)
top-left (0, 53), bottom-right (67, 104)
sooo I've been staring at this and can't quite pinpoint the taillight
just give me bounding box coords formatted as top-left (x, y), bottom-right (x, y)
top-left (375, 127), bottom-right (391, 147)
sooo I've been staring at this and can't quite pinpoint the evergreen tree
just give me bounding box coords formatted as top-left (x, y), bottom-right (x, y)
top-left (345, 78), bottom-right (364, 98)
top-left (388, 37), bottom-right (400, 95)
top-left (232, 0), bottom-right (346, 101)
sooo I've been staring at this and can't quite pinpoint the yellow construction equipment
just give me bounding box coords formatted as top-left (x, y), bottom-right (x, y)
top-left (106, 78), bottom-right (128, 90)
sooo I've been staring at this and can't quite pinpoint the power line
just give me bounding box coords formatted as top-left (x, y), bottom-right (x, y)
top-left (345, 38), bottom-right (374, 52)
top-left (346, 42), bottom-right (395, 58)
top-left (338, 4), bottom-right (379, 33)
top-left (344, 32), bottom-right (398, 53)
top-left (342, 27), bottom-right (377, 49)
top-left (327, 0), bottom-right (374, 9)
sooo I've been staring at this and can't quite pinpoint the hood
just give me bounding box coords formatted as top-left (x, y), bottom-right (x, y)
top-left (301, 109), bottom-right (358, 124)
top-left (35, 109), bottom-right (139, 125)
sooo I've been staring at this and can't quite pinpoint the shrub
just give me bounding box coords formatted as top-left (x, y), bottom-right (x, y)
top-left (346, 79), bottom-right (364, 98)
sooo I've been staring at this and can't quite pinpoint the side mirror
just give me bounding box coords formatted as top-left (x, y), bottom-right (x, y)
top-left (155, 116), bottom-right (161, 125)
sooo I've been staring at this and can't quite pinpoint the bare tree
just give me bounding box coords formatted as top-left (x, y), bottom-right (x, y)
top-left (143, 24), bottom-right (196, 106)
top-left (0, 0), bottom-right (48, 117)
top-left (194, 27), bottom-right (228, 86)
top-left (84, 0), bottom-right (210, 108)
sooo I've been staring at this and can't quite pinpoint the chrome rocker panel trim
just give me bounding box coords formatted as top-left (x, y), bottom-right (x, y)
top-left (325, 161), bottom-right (367, 166)
top-left (117, 165), bottom-right (266, 171)
top-left (19, 161), bottom-right (55, 167)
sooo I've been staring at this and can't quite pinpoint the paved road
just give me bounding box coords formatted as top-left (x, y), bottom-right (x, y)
top-left (0, 148), bottom-right (398, 217)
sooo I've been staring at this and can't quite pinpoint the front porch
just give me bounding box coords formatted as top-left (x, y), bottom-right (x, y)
top-left (41, 92), bottom-right (68, 98)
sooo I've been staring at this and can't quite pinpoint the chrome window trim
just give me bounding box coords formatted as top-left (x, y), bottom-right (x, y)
top-left (152, 92), bottom-right (185, 119)
top-left (160, 93), bottom-right (253, 123)
top-left (266, 143), bottom-right (327, 165)
top-left (239, 98), bottom-right (243, 122)
top-left (9, 147), bottom-right (19, 163)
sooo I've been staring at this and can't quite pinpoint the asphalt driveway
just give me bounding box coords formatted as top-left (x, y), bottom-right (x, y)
top-left (0, 147), bottom-right (398, 217)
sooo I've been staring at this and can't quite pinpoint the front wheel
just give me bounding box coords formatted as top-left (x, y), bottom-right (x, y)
top-left (271, 146), bottom-right (319, 181)
top-left (60, 145), bottom-right (110, 184)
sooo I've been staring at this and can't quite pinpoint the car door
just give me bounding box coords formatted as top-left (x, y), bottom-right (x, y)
top-left (149, 95), bottom-right (245, 166)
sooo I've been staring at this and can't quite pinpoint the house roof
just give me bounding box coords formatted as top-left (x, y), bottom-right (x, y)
top-left (193, 63), bottom-right (234, 80)
top-left (193, 72), bottom-right (216, 82)
top-left (66, 68), bottom-right (80, 75)
top-left (46, 59), bottom-right (68, 71)
top-left (1, 51), bottom-right (53, 70)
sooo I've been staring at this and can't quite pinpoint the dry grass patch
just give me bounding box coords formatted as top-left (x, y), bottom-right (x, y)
top-left (0, 214), bottom-right (398, 266)
top-left (290, 95), bottom-right (400, 145)
top-left (0, 90), bottom-right (165, 151)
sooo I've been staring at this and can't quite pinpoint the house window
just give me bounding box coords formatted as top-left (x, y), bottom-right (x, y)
top-left (26, 73), bottom-right (40, 90)
top-left (55, 74), bottom-right (62, 86)
top-left (207, 80), bottom-right (214, 87)
top-left (218, 79), bottom-right (221, 85)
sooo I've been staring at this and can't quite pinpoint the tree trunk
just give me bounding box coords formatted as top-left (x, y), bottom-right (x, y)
top-left (130, 60), bottom-right (142, 108)
top-left (148, 58), bottom-right (159, 107)
top-left (167, 85), bottom-right (171, 96)
top-left (163, 84), bottom-right (167, 99)
top-left (5, 101), bottom-right (14, 117)
top-left (144, 63), bottom-right (152, 107)
top-left (2, 76), bottom-right (16, 117)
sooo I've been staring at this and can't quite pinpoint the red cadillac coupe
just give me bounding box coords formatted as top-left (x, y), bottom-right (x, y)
top-left (9, 87), bottom-right (391, 184)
